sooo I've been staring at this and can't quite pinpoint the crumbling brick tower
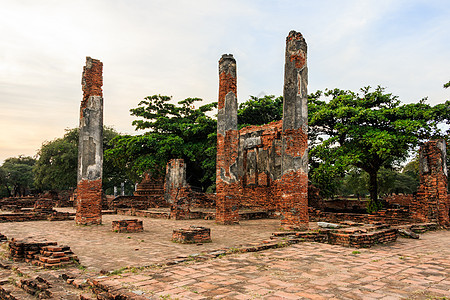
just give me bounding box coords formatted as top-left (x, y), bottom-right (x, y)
top-left (75, 57), bottom-right (104, 225)
top-left (277, 31), bottom-right (309, 230)
top-left (412, 140), bottom-right (449, 226)
top-left (216, 54), bottom-right (240, 224)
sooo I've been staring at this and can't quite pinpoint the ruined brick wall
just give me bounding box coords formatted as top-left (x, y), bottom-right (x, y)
top-left (384, 194), bottom-right (415, 207)
top-left (216, 54), bottom-right (240, 224)
top-left (238, 121), bottom-right (282, 210)
top-left (215, 31), bottom-right (309, 229)
top-left (411, 140), bottom-right (449, 226)
top-left (75, 57), bottom-right (103, 225)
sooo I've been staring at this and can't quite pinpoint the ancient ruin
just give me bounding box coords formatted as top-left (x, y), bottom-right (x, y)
top-left (75, 57), bottom-right (104, 225)
top-left (216, 31), bottom-right (309, 229)
top-left (165, 158), bottom-right (191, 220)
top-left (412, 140), bottom-right (449, 226)
top-left (0, 31), bottom-right (449, 300)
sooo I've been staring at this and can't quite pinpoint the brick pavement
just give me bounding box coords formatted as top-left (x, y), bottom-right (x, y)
top-left (1, 210), bottom-right (449, 299)
top-left (92, 230), bottom-right (449, 299)
top-left (0, 210), bottom-right (281, 272)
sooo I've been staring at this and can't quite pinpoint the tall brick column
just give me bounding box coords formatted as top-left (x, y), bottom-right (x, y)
top-left (278, 31), bottom-right (309, 230)
top-left (76, 57), bottom-right (103, 225)
top-left (216, 54), bottom-right (240, 224)
top-left (412, 140), bottom-right (449, 226)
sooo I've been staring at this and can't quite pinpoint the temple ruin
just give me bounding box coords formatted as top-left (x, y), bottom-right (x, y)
top-left (411, 140), bottom-right (449, 226)
top-left (216, 30), bottom-right (309, 229)
top-left (75, 57), bottom-right (104, 225)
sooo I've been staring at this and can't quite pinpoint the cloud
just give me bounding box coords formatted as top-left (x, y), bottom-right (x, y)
top-left (0, 0), bottom-right (449, 162)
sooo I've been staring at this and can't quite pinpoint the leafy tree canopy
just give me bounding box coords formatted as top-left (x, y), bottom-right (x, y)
top-left (0, 155), bottom-right (36, 197)
top-left (106, 95), bottom-right (217, 192)
top-left (34, 126), bottom-right (124, 192)
top-left (309, 86), bottom-right (447, 212)
top-left (238, 95), bottom-right (283, 128)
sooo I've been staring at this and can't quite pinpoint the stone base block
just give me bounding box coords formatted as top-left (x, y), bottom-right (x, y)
top-left (172, 226), bottom-right (211, 244)
top-left (112, 219), bottom-right (143, 233)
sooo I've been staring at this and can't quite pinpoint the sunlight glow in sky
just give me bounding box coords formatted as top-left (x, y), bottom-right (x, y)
top-left (1, 0), bottom-right (449, 162)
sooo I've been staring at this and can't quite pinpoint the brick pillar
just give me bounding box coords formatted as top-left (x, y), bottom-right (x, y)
top-left (278, 31), bottom-right (309, 230)
top-left (165, 159), bottom-right (190, 220)
top-left (216, 54), bottom-right (240, 225)
top-left (412, 140), bottom-right (449, 226)
top-left (75, 57), bottom-right (103, 225)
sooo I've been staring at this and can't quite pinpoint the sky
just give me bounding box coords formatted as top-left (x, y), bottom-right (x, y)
top-left (1, 0), bottom-right (449, 163)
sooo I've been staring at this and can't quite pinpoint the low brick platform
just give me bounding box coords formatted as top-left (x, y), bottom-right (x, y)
top-left (8, 238), bottom-right (78, 268)
top-left (0, 211), bottom-right (73, 223)
top-left (328, 226), bottom-right (398, 248)
top-left (111, 219), bottom-right (143, 233)
top-left (272, 223), bottom-right (398, 248)
top-left (172, 226), bottom-right (211, 244)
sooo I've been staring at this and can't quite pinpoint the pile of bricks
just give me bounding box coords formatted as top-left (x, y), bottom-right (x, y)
top-left (0, 233), bottom-right (7, 242)
top-left (172, 226), bottom-right (211, 244)
top-left (9, 239), bottom-right (56, 262)
top-left (35, 245), bottom-right (77, 268)
top-left (111, 219), bottom-right (143, 233)
top-left (8, 238), bottom-right (78, 268)
top-left (16, 276), bottom-right (51, 298)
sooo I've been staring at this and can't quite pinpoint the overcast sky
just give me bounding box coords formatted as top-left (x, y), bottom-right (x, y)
top-left (1, 0), bottom-right (449, 163)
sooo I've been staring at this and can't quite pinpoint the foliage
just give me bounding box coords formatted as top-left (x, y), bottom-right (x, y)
top-left (34, 128), bottom-right (78, 191)
top-left (0, 156), bottom-right (36, 197)
top-left (309, 86), bottom-right (445, 212)
top-left (106, 95), bottom-right (217, 192)
top-left (33, 127), bottom-right (125, 193)
top-left (377, 167), bottom-right (418, 196)
top-left (444, 81), bottom-right (450, 89)
top-left (341, 168), bottom-right (368, 199)
top-left (237, 95), bottom-right (283, 128)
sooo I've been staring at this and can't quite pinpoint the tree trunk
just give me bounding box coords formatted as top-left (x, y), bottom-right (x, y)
top-left (367, 170), bottom-right (381, 212)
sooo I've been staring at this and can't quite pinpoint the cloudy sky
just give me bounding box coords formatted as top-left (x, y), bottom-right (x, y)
top-left (1, 0), bottom-right (449, 163)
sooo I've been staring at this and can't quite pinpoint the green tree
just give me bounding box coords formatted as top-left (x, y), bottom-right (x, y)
top-left (106, 95), bottom-right (217, 192)
top-left (34, 126), bottom-right (125, 193)
top-left (341, 168), bottom-right (368, 200)
top-left (237, 95), bottom-right (283, 128)
top-left (444, 81), bottom-right (450, 89)
top-left (0, 156), bottom-right (36, 197)
top-left (309, 86), bottom-right (445, 212)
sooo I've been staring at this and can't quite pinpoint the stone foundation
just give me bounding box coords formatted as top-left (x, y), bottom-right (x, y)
top-left (172, 226), bottom-right (211, 244)
top-left (111, 219), bottom-right (143, 233)
top-left (273, 223), bottom-right (398, 248)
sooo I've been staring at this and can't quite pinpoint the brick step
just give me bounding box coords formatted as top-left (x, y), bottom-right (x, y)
top-left (0, 283), bottom-right (36, 300)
